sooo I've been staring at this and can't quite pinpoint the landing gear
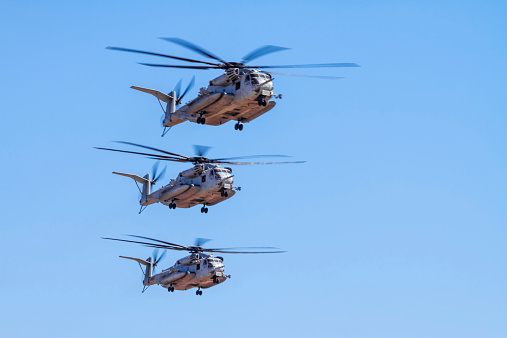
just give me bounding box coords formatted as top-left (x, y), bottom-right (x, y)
top-left (169, 201), bottom-right (176, 209)
top-left (196, 114), bottom-right (206, 125)
top-left (220, 189), bottom-right (229, 197)
top-left (234, 121), bottom-right (243, 131)
top-left (200, 204), bottom-right (209, 213)
top-left (258, 97), bottom-right (267, 106)
top-left (167, 286), bottom-right (174, 292)
top-left (196, 288), bottom-right (203, 296)
top-left (213, 277), bottom-right (219, 284)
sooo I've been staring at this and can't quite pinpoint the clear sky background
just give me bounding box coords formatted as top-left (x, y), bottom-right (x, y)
top-left (1, 1), bottom-right (506, 337)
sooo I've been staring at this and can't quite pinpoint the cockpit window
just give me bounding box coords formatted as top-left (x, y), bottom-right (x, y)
top-left (250, 73), bottom-right (259, 85)
top-left (214, 169), bottom-right (228, 179)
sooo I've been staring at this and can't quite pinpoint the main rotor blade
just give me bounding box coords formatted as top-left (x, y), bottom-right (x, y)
top-left (116, 142), bottom-right (191, 159)
top-left (249, 63), bottom-right (360, 69)
top-left (267, 71), bottom-right (344, 79)
top-left (208, 246), bottom-right (279, 250)
top-left (204, 249), bottom-right (287, 254)
top-left (94, 147), bottom-right (189, 162)
top-left (195, 238), bottom-right (211, 247)
top-left (139, 63), bottom-right (220, 70)
top-left (216, 160), bottom-right (306, 165)
top-left (102, 237), bottom-right (188, 251)
top-left (106, 46), bottom-right (221, 66)
top-left (128, 235), bottom-right (189, 249)
top-left (215, 154), bottom-right (290, 161)
top-left (242, 45), bottom-right (290, 64)
top-left (160, 37), bottom-right (228, 64)
top-left (193, 145), bottom-right (212, 157)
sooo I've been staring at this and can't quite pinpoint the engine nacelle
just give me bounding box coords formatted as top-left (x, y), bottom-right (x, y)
top-left (177, 254), bottom-right (199, 265)
top-left (210, 69), bottom-right (239, 86)
top-left (179, 164), bottom-right (204, 178)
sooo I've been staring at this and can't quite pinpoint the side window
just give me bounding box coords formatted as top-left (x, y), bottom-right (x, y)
top-left (246, 74), bottom-right (250, 82)
top-left (196, 263), bottom-right (200, 270)
top-left (202, 174), bottom-right (206, 183)
top-left (235, 81), bottom-right (240, 90)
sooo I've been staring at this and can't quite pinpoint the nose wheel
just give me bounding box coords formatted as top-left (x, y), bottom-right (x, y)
top-left (220, 189), bottom-right (229, 197)
top-left (234, 121), bottom-right (244, 131)
top-left (200, 204), bottom-right (209, 213)
top-left (168, 201), bottom-right (176, 209)
top-left (167, 286), bottom-right (175, 292)
top-left (196, 288), bottom-right (203, 296)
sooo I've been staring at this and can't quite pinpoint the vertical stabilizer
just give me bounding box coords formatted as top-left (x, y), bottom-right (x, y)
top-left (163, 90), bottom-right (177, 126)
top-left (143, 257), bottom-right (154, 285)
top-left (140, 173), bottom-right (151, 205)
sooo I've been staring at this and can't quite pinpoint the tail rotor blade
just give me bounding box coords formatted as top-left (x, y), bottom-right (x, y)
top-left (154, 166), bottom-right (166, 183)
top-left (151, 161), bottom-right (166, 184)
top-left (156, 250), bottom-right (166, 264)
top-left (173, 79), bottom-right (182, 99)
top-left (151, 161), bottom-right (160, 181)
top-left (177, 76), bottom-right (195, 105)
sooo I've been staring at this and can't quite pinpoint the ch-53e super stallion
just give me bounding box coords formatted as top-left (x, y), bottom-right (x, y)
top-left (107, 37), bottom-right (359, 135)
top-left (103, 235), bottom-right (285, 295)
top-left (95, 142), bottom-right (304, 214)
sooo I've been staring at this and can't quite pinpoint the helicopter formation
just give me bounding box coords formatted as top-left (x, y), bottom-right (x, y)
top-left (101, 37), bottom-right (358, 295)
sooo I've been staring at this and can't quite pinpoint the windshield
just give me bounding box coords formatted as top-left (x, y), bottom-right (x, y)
top-left (250, 73), bottom-right (270, 86)
top-left (251, 73), bottom-right (259, 85)
top-left (214, 169), bottom-right (229, 179)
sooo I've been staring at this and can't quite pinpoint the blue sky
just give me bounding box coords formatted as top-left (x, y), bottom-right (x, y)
top-left (1, 1), bottom-right (506, 337)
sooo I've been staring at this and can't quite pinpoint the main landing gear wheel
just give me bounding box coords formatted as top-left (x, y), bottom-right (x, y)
top-left (169, 202), bottom-right (176, 209)
top-left (196, 289), bottom-right (203, 296)
top-left (197, 115), bottom-right (206, 124)
top-left (234, 122), bottom-right (243, 131)
top-left (200, 205), bottom-right (209, 213)
top-left (168, 286), bottom-right (174, 292)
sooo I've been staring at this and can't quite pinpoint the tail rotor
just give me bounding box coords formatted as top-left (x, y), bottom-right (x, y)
top-left (150, 161), bottom-right (166, 186)
top-left (160, 76), bottom-right (195, 137)
top-left (175, 76), bottom-right (195, 105)
top-left (151, 248), bottom-right (166, 274)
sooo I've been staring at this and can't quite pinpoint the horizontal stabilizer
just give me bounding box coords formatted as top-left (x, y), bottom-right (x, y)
top-left (113, 172), bottom-right (149, 184)
top-left (131, 86), bottom-right (174, 103)
top-left (120, 256), bottom-right (151, 266)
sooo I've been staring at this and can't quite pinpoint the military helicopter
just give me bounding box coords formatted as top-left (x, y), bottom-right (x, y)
top-left (103, 235), bottom-right (285, 295)
top-left (107, 37), bottom-right (359, 135)
top-left (95, 142), bottom-right (304, 213)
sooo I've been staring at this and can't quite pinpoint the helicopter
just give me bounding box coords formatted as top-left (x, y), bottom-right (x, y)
top-left (103, 235), bottom-right (285, 295)
top-left (95, 142), bottom-right (304, 214)
top-left (107, 37), bottom-right (360, 135)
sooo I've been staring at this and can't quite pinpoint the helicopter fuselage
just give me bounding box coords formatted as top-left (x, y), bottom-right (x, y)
top-left (143, 163), bottom-right (236, 209)
top-left (163, 69), bottom-right (277, 128)
top-left (146, 253), bottom-right (228, 291)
